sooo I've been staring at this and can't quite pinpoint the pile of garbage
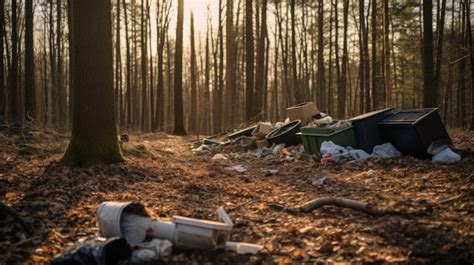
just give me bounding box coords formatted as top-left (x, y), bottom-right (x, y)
top-left (52, 202), bottom-right (262, 265)
top-left (194, 102), bottom-right (461, 164)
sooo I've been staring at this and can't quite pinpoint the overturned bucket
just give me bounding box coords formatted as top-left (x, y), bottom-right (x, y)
top-left (97, 201), bottom-right (149, 239)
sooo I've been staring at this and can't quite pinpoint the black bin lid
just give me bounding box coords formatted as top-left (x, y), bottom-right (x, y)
top-left (349, 108), bottom-right (394, 121)
top-left (379, 108), bottom-right (437, 125)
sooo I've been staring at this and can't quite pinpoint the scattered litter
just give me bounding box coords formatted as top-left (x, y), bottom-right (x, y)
top-left (372, 143), bottom-right (402, 158)
top-left (225, 241), bottom-right (263, 255)
top-left (262, 169), bottom-right (279, 176)
top-left (51, 237), bottom-right (132, 265)
top-left (217, 207), bottom-right (234, 226)
top-left (202, 138), bottom-right (222, 146)
top-left (192, 144), bottom-right (211, 155)
top-left (130, 239), bottom-right (173, 264)
top-left (212, 153), bottom-right (228, 161)
top-left (320, 141), bottom-right (348, 160)
top-left (227, 165), bottom-right (247, 173)
top-left (431, 147), bottom-right (461, 164)
top-left (348, 148), bottom-right (371, 160)
top-left (311, 176), bottom-right (327, 186)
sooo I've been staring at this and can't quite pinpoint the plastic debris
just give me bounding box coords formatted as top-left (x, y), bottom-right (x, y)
top-left (130, 239), bottom-right (173, 264)
top-left (372, 143), bottom-right (402, 158)
top-left (311, 176), bottom-right (327, 186)
top-left (320, 141), bottom-right (348, 160)
top-left (348, 148), bottom-right (371, 160)
top-left (225, 241), bottom-right (263, 255)
top-left (227, 165), bottom-right (247, 173)
top-left (428, 142), bottom-right (461, 164)
top-left (212, 153), bottom-right (228, 161)
top-left (192, 144), bottom-right (211, 155)
top-left (217, 207), bottom-right (234, 226)
top-left (51, 237), bottom-right (132, 265)
top-left (262, 169), bottom-right (279, 176)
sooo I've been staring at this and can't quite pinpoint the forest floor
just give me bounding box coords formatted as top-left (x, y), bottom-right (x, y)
top-left (0, 125), bottom-right (473, 264)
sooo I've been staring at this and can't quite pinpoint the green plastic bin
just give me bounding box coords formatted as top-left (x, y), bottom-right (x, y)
top-left (297, 126), bottom-right (357, 155)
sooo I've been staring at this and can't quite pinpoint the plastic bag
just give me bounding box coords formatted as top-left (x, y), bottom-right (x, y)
top-left (348, 149), bottom-right (371, 160)
top-left (130, 239), bottom-right (173, 264)
top-left (432, 147), bottom-right (461, 164)
top-left (51, 237), bottom-right (132, 265)
top-left (372, 143), bottom-right (402, 158)
top-left (320, 141), bottom-right (348, 158)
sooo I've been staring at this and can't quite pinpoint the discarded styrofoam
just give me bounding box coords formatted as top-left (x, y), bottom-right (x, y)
top-left (217, 207), bottom-right (234, 226)
top-left (130, 239), bottom-right (173, 264)
top-left (225, 241), bottom-right (263, 255)
top-left (171, 216), bottom-right (232, 249)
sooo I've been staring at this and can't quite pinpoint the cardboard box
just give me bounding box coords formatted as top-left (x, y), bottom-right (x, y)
top-left (286, 102), bottom-right (319, 124)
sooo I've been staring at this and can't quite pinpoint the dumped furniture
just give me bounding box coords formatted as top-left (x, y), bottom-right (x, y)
top-left (378, 108), bottom-right (451, 158)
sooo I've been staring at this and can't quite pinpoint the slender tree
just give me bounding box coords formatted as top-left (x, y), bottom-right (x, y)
top-left (383, 0), bottom-right (392, 106)
top-left (10, 0), bottom-right (21, 124)
top-left (244, 0), bottom-right (254, 121)
top-left (225, 0), bottom-right (236, 128)
top-left (371, 0), bottom-right (378, 110)
top-left (189, 11), bottom-right (197, 132)
top-left (317, 0), bottom-right (325, 111)
top-left (173, 0), bottom-right (186, 135)
top-left (63, 0), bottom-right (124, 166)
top-left (0, 0), bottom-right (6, 122)
top-left (422, 0), bottom-right (435, 107)
top-left (255, 0), bottom-right (267, 120)
top-left (25, 0), bottom-right (36, 119)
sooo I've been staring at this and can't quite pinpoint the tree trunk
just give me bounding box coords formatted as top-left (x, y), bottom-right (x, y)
top-left (290, 0), bottom-right (300, 103)
top-left (115, 0), bottom-right (122, 128)
top-left (57, 0), bottom-right (66, 128)
top-left (433, 0), bottom-right (446, 114)
top-left (25, 0), bottom-right (36, 120)
top-left (173, 0), bottom-right (186, 135)
top-left (189, 11), bottom-right (197, 133)
top-left (225, 0), bottom-right (236, 129)
top-left (339, 0), bottom-right (348, 118)
top-left (0, 0), bottom-right (6, 122)
top-left (383, 0), bottom-right (392, 106)
top-left (244, 0), bottom-right (254, 121)
top-left (123, 0), bottom-right (132, 127)
top-left (68, 0), bottom-right (74, 127)
top-left (358, 0), bottom-right (365, 113)
top-left (466, 0), bottom-right (474, 129)
top-left (255, 0), bottom-right (267, 121)
top-left (371, 0), bottom-right (378, 110)
top-left (140, 0), bottom-right (148, 131)
top-left (10, 0), bottom-right (21, 124)
top-left (317, 0), bottom-right (325, 113)
top-left (422, 0), bottom-right (435, 107)
top-left (63, 0), bottom-right (124, 167)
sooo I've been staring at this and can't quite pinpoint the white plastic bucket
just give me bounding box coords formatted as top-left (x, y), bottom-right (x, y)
top-left (97, 201), bottom-right (148, 238)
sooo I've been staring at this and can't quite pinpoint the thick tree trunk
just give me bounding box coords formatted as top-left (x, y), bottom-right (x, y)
top-left (338, 0), bottom-right (348, 118)
top-left (433, 0), bottom-right (446, 114)
top-left (173, 0), bottom-right (186, 135)
top-left (115, 0), bottom-right (122, 128)
top-left (57, 0), bottom-right (66, 128)
top-left (63, 0), bottom-right (123, 167)
top-left (383, 0), bottom-right (392, 106)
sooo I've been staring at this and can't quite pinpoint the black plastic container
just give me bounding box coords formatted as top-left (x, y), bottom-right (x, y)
top-left (378, 108), bottom-right (451, 158)
top-left (349, 108), bottom-right (396, 153)
top-left (266, 120), bottom-right (302, 146)
top-left (228, 125), bottom-right (257, 140)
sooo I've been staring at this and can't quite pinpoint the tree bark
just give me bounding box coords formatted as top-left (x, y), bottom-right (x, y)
top-left (371, 0), bottom-right (378, 110)
top-left (63, 0), bottom-right (124, 167)
top-left (244, 0), bottom-right (254, 121)
top-left (255, 0), bottom-right (267, 121)
top-left (433, 0), bottom-right (446, 114)
top-left (422, 0), bottom-right (435, 107)
top-left (317, 0), bottom-right (325, 113)
top-left (189, 11), bottom-right (197, 133)
top-left (172, 0), bottom-right (186, 135)
top-left (25, 0), bottom-right (36, 119)
top-left (0, 0), bottom-right (6, 122)
top-left (10, 0), bottom-right (21, 124)
top-left (383, 0), bottom-right (392, 106)
top-left (225, 0), bottom-right (237, 129)
top-left (290, 0), bottom-right (300, 103)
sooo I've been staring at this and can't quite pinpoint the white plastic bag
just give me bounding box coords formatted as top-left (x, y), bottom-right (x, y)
top-left (431, 147), bottom-right (461, 164)
top-left (320, 141), bottom-right (348, 158)
top-left (372, 143), bottom-right (402, 158)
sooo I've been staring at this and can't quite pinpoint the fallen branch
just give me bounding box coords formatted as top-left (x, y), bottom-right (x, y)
top-left (269, 197), bottom-right (382, 216)
top-left (299, 197), bottom-right (380, 215)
